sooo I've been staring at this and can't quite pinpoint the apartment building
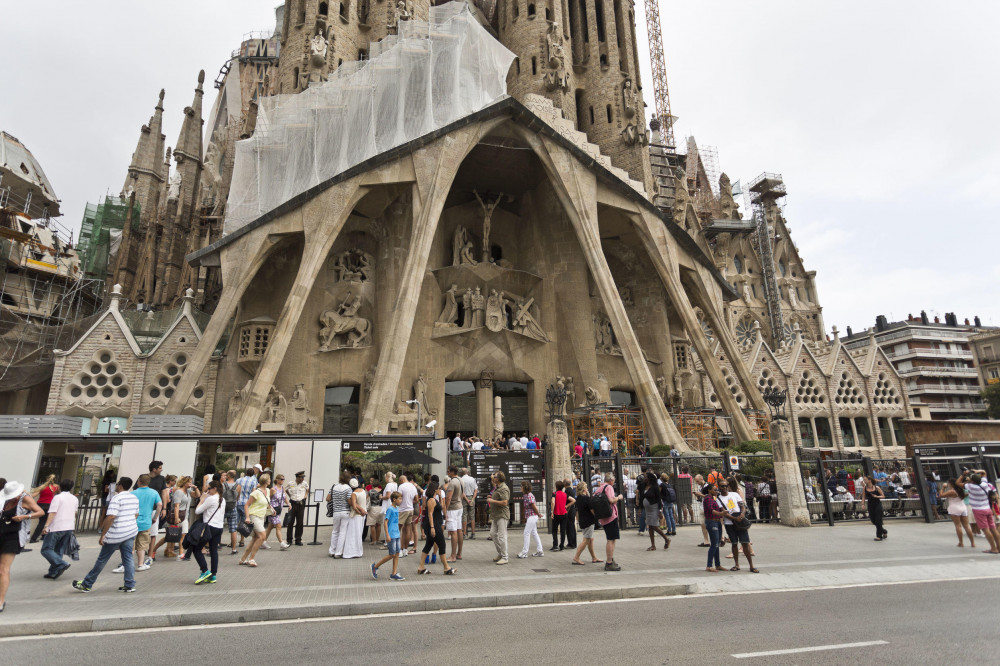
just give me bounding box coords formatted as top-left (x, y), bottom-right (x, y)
top-left (970, 330), bottom-right (1000, 389)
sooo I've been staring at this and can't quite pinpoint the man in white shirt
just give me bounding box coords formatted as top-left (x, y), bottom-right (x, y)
top-left (623, 471), bottom-right (637, 526)
top-left (510, 437), bottom-right (522, 451)
top-left (460, 468), bottom-right (478, 539)
top-left (472, 439), bottom-right (484, 451)
top-left (519, 434), bottom-right (529, 449)
top-left (41, 478), bottom-right (79, 579)
top-left (452, 433), bottom-right (464, 452)
top-left (600, 437), bottom-right (612, 457)
top-left (74, 476), bottom-right (140, 593)
top-left (397, 475), bottom-right (418, 554)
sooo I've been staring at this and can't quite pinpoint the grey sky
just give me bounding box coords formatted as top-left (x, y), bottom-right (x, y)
top-left (5, 1), bottom-right (998, 332)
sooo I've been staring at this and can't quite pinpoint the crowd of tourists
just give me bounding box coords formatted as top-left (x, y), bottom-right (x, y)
top-left (449, 432), bottom-right (546, 451)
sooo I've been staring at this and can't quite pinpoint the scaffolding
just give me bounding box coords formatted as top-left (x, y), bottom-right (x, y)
top-left (568, 405), bottom-right (646, 455)
top-left (749, 173), bottom-right (786, 345)
top-left (77, 196), bottom-right (141, 290)
top-left (671, 408), bottom-right (771, 451)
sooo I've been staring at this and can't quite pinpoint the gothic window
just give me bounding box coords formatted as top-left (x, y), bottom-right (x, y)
top-left (339, 0), bottom-right (348, 20)
top-left (778, 259), bottom-right (787, 277)
top-left (595, 0), bottom-right (606, 42)
top-left (319, 1), bottom-right (328, 15)
top-left (63, 349), bottom-right (132, 404)
top-left (757, 367), bottom-right (777, 391)
top-left (834, 371), bottom-right (865, 407)
top-left (794, 370), bottom-right (825, 407)
top-left (708, 367), bottom-right (745, 409)
top-left (696, 311), bottom-right (713, 341)
top-left (589, 106), bottom-right (595, 124)
top-left (579, 0), bottom-right (589, 42)
top-left (735, 315), bottom-right (758, 345)
top-left (606, 105), bottom-right (612, 122)
top-left (527, 3), bottom-right (535, 16)
top-left (872, 372), bottom-right (902, 407)
top-left (531, 56), bottom-right (537, 74)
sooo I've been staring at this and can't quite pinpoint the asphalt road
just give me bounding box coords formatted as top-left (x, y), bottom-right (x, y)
top-left (3, 579), bottom-right (992, 664)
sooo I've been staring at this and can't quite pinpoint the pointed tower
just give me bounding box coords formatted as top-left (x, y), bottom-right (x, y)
top-left (154, 71), bottom-right (205, 308)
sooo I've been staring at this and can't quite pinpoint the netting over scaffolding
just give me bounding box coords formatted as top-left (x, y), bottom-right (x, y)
top-left (77, 196), bottom-right (140, 286)
top-left (224, 2), bottom-right (515, 234)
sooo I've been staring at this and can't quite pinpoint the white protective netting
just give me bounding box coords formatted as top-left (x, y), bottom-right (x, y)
top-left (223, 1), bottom-right (515, 235)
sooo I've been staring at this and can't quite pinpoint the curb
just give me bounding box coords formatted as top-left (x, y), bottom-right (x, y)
top-left (0, 583), bottom-right (693, 638)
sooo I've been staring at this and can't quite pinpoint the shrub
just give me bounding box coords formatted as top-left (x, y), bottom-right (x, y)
top-left (649, 444), bottom-right (673, 458)
top-left (736, 440), bottom-right (772, 454)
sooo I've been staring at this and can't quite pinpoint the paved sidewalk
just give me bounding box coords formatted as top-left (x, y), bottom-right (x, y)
top-left (2, 519), bottom-right (999, 637)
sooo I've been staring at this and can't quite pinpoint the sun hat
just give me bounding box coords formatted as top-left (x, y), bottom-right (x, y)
top-left (836, 486), bottom-right (847, 494)
top-left (1, 481), bottom-right (25, 502)
top-left (349, 478), bottom-right (359, 488)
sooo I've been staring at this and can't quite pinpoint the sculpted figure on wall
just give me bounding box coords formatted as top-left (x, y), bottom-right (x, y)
top-left (508, 293), bottom-right (548, 342)
top-left (471, 287), bottom-right (485, 328)
top-left (319, 291), bottom-right (371, 350)
top-left (585, 386), bottom-right (601, 406)
top-left (594, 312), bottom-right (620, 355)
top-left (544, 22), bottom-right (569, 91)
top-left (167, 170), bottom-right (182, 202)
top-left (435, 284), bottom-right (459, 327)
top-left (473, 190), bottom-right (504, 263)
top-left (265, 385), bottom-right (287, 424)
top-left (331, 249), bottom-right (374, 282)
top-left (621, 122), bottom-right (646, 147)
top-left (622, 77), bottom-right (638, 119)
top-left (564, 376), bottom-right (576, 409)
top-left (452, 225), bottom-right (477, 266)
top-left (486, 289), bottom-right (505, 332)
top-left (719, 173), bottom-right (738, 219)
top-left (413, 372), bottom-right (437, 417)
top-left (227, 379), bottom-right (252, 428)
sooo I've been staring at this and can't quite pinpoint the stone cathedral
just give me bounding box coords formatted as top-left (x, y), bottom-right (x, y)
top-left (44, 0), bottom-right (910, 455)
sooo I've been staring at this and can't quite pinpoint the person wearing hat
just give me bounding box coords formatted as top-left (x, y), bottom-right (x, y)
top-left (286, 471), bottom-right (309, 547)
top-left (833, 485), bottom-right (855, 519)
top-left (1, 479), bottom-right (44, 611)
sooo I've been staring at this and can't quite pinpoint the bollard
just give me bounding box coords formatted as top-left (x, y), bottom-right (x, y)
top-left (308, 503), bottom-right (321, 545)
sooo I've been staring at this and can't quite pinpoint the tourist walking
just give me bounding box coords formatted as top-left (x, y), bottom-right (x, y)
top-left (39, 479), bottom-right (79, 579)
top-left (940, 479), bottom-right (975, 548)
top-left (518, 481), bottom-right (544, 558)
top-left (28, 475), bottom-right (59, 544)
top-left (191, 480), bottom-right (225, 584)
top-left (550, 480), bottom-right (571, 551)
top-left (444, 467), bottom-right (464, 562)
top-left (563, 476), bottom-right (578, 549)
top-left (149, 475), bottom-right (177, 560)
top-left (957, 470), bottom-right (1000, 554)
top-left (286, 471), bottom-right (309, 546)
top-left (659, 473), bottom-right (677, 535)
top-left (702, 483), bottom-right (726, 572)
top-left (488, 471), bottom-right (510, 565)
top-left (263, 474), bottom-right (290, 550)
top-left (221, 471), bottom-right (241, 555)
top-left (124, 475), bottom-right (161, 572)
top-left (642, 471), bottom-right (670, 551)
top-left (327, 472), bottom-right (353, 557)
top-left (240, 473), bottom-right (271, 567)
top-left (415, 480), bottom-right (456, 575)
top-left (570, 484), bottom-right (602, 565)
top-left (72, 477), bottom-right (139, 594)
top-left (1, 479), bottom-right (44, 611)
top-left (623, 471), bottom-right (637, 527)
top-left (371, 491), bottom-right (405, 580)
top-left (460, 468), bottom-right (477, 539)
top-left (397, 474), bottom-right (419, 554)
top-left (342, 478), bottom-right (368, 559)
top-left (719, 478), bottom-right (757, 572)
top-left (863, 475), bottom-right (887, 541)
top-left (235, 466), bottom-right (259, 548)
top-left (173, 476), bottom-right (198, 560)
top-left (595, 473), bottom-right (623, 571)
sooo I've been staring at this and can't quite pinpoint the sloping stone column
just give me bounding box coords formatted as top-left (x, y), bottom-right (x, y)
top-left (771, 418), bottom-right (811, 527)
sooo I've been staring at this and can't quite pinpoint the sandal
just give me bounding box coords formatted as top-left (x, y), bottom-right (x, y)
top-left (246, 560), bottom-right (258, 567)
top-left (418, 568), bottom-right (432, 575)
top-left (663, 538), bottom-right (671, 549)
top-left (697, 543), bottom-right (710, 547)
top-left (238, 560), bottom-right (247, 565)
top-left (445, 568), bottom-right (457, 575)
top-left (729, 566), bottom-right (740, 571)
top-left (592, 559), bottom-right (604, 563)
top-left (749, 567), bottom-right (760, 573)
top-left (572, 561), bottom-right (586, 565)
top-left (646, 546), bottom-right (656, 551)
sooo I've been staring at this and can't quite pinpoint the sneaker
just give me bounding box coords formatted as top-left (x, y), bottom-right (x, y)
top-left (144, 557), bottom-right (152, 567)
top-left (493, 555), bottom-right (502, 562)
top-left (399, 550), bottom-right (408, 558)
top-left (517, 554), bottom-right (528, 559)
top-left (495, 558), bottom-right (509, 565)
top-left (532, 552), bottom-right (544, 557)
top-left (111, 565), bottom-right (125, 574)
top-left (371, 563), bottom-right (379, 580)
top-left (136, 564), bottom-right (151, 571)
top-left (206, 575), bottom-right (217, 584)
top-left (195, 571), bottom-right (212, 585)
top-left (604, 561), bottom-right (621, 571)
top-left (431, 554), bottom-right (437, 564)
top-left (72, 580), bottom-right (91, 593)
top-left (118, 586), bottom-right (136, 593)
top-left (261, 543), bottom-right (271, 550)
top-left (390, 573), bottom-right (405, 581)
top-left (53, 564), bottom-right (71, 579)
top-left (280, 542), bottom-right (289, 550)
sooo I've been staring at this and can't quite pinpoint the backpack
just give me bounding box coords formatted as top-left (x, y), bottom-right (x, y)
top-left (222, 482), bottom-right (239, 506)
top-left (591, 485), bottom-right (613, 519)
top-left (757, 481), bottom-right (771, 498)
top-left (661, 483), bottom-right (676, 504)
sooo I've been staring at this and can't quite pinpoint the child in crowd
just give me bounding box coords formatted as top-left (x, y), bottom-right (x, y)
top-left (371, 492), bottom-right (404, 581)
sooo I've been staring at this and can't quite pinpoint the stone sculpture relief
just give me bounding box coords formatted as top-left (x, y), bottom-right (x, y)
top-left (485, 289), bottom-right (505, 332)
top-left (227, 379), bottom-right (252, 428)
top-left (618, 286), bottom-right (634, 307)
top-left (507, 292), bottom-right (548, 341)
top-left (319, 291), bottom-right (371, 351)
top-left (265, 385), bottom-right (287, 424)
top-left (473, 190), bottom-right (505, 263)
top-left (593, 312), bottom-right (621, 355)
top-left (620, 122), bottom-right (647, 147)
top-left (167, 170), bottom-right (182, 202)
top-left (452, 225), bottom-right (478, 266)
top-left (435, 284), bottom-right (459, 327)
top-left (564, 375), bottom-right (576, 409)
top-left (413, 372), bottom-right (437, 417)
top-left (622, 77), bottom-right (638, 119)
top-left (719, 173), bottom-right (738, 220)
top-left (544, 22), bottom-right (569, 91)
top-left (286, 383), bottom-right (318, 433)
top-left (585, 386), bottom-right (601, 406)
top-left (331, 249), bottom-right (374, 282)
top-left (358, 0), bottom-right (370, 24)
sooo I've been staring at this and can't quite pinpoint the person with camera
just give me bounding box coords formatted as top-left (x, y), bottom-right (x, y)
top-left (718, 478), bottom-right (757, 573)
top-left (956, 470), bottom-right (1000, 554)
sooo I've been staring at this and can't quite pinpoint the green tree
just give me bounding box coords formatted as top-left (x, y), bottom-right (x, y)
top-left (983, 382), bottom-right (1000, 419)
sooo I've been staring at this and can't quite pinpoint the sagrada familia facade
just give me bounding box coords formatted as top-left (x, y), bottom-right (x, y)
top-left (43, 0), bottom-right (909, 454)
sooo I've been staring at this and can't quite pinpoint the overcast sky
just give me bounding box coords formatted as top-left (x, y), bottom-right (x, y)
top-left (5, 1), bottom-right (998, 332)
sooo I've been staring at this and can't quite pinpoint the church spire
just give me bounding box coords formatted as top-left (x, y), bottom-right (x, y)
top-left (122, 88), bottom-right (167, 196)
top-left (173, 71), bottom-right (205, 166)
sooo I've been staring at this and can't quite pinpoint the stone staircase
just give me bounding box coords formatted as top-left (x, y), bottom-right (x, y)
top-left (521, 94), bottom-right (647, 197)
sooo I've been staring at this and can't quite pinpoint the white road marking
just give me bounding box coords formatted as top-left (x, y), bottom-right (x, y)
top-left (732, 639), bottom-right (889, 658)
top-left (0, 575), bottom-right (994, 643)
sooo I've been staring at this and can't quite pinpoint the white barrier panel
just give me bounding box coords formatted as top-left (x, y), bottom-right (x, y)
top-left (274, 440), bottom-right (313, 483)
top-left (0, 439), bottom-right (42, 488)
top-left (310, 439), bottom-right (342, 526)
top-left (153, 440), bottom-right (198, 481)
top-left (118, 440), bottom-right (156, 485)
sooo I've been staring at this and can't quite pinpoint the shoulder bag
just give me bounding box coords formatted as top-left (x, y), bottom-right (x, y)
top-left (185, 501), bottom-right (223, 548)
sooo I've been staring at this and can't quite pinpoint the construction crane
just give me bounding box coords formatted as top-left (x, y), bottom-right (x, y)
top-left (642, 0), bottom-right (676, 149)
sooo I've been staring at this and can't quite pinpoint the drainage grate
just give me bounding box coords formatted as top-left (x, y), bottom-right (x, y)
top-left (531, 568), bottom-right (550, 573)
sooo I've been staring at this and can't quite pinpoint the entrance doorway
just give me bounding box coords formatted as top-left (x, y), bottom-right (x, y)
top-left (445, 380), bottom-right (476, 440)
top-left (324, 385), bottom-right (360, 434)
top-left (495, 381), bottom-right (528, 437)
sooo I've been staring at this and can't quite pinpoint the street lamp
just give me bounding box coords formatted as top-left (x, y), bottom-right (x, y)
top-left (545, 383), bottom-right (567, 422)
top-left (761, 387), bottom-right (787, 422)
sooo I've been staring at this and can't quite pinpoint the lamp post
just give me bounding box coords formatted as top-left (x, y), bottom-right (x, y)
top-left (545, 383), bottom-right (567, 422)
top-left (761, 387), bottom-right (787, 422)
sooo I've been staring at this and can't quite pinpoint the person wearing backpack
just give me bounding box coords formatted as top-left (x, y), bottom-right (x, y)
top-left (221, 471), bottom-right (241, 555)
top-left (659, 473), bottom-right (677, 535)
top-left (642, 472), bottom-right (669, 551)
top-left (756, 475), bottom-right (772, 524)
top-left (594, 474), bottom-right (624, 571)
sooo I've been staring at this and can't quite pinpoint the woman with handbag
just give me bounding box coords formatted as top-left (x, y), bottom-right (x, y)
top-left (173, 476), bottom-right (198, 560)
top-left (341, 479), bottom-right (368, 559)
top-left (0, 479), bottom-right (44, 612)
top-left (191, 481), bottom-right (225, 584)
top-left (701, 483), bottom-right (726, 573)
top-left (240, 474), bottom-right (271, 567)
top-left (643, 471), bottom-right (670, 551)
top-left (263, 475), bottom-right (290, 551)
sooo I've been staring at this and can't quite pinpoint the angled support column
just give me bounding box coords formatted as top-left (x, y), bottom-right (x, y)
top-left (632, 209), bottom-right (757, 444)
top-left (359, 123), bottom-right (495, 433)
top-left (231, 184), bottom-right (367, 433)
top-left (684, 270), bottom-right (768, 413)
top-left (165, 234), bottom-right (288, 415)
top-left (530, 134), bottom-right (682, 450)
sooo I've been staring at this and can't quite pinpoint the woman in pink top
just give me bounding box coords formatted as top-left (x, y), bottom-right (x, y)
top-left (29, 476), bottom-right (59, 544)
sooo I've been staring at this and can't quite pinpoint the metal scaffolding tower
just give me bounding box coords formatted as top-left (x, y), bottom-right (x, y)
top-left (749, 172), bottom-right (787, 345)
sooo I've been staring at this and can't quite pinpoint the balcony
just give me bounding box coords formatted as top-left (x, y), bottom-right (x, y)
top-left (907, 383), bottom-right (983, 395)
top-left (884, 347), bottom-right (973, 361)
top-left (897, 366), bottom-right (977, 378)
top-left (922, 400), bottom-right (985, 412)
top-left (877, 329), bottom-right (975, 345)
